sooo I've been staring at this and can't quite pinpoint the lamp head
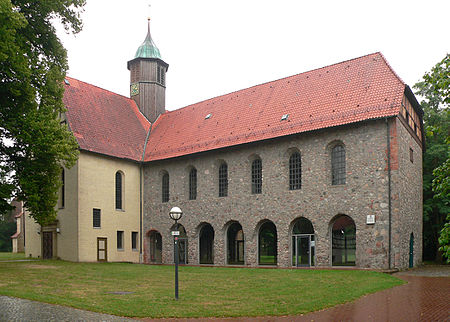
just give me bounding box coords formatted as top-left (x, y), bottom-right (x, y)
top-left (169, 206), bottom-right (183, 221)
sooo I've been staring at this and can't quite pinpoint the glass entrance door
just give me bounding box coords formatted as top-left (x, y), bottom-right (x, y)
top-left (292, 234), bottom-right (315, 267)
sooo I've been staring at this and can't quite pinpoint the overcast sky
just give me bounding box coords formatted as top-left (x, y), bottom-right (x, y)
top-left (56, 0), bottom-right (449, 111)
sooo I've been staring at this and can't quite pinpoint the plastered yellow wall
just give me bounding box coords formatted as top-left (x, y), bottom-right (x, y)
top-left (57, 161), bottom-right (79, 261)
top-left (24, 213), bottom-right (41, 258)
top-left (77, 152), bottom-right (141, 262)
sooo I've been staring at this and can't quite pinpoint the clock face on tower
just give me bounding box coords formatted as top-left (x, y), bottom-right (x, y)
top-left (130, 83), bottom-right (139, 96)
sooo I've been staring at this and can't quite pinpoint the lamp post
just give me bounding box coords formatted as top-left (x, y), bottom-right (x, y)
top-left (169, 206), bottom-right (183, 300)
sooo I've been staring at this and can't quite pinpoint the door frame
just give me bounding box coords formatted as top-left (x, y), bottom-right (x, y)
top-left (97, 237), bottom-right (108, 262)
top-left (292, 234), bottom-right (315, 267)
top-left (42, 231), bottom-right (53, 259)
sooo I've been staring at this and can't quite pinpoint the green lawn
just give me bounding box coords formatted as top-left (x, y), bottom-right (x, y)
top-left (0, 260), bottom-right (404, 318)
top-left (0, 252), bottom-right (27, 261)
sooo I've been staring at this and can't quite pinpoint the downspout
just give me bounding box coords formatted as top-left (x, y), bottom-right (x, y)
top-left (386, 118), bottom-right (392, 269)
top-left (140, 123), bottom-right (153, 263)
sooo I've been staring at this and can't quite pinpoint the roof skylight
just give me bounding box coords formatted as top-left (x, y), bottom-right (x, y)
top-left (281, 114), bottom-right (289, 121)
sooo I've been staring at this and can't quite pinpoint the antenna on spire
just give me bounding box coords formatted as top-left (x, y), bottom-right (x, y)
top-left (147, 3), bottom-right (151, 21)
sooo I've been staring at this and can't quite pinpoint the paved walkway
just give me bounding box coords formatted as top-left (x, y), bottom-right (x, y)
top-left (0, 266), bottom-right (448, 321)
top-left (0, 296), bottom-right (134, 322)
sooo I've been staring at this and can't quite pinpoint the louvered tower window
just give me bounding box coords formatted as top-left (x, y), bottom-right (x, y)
top-left (162, 173), bottom-right (169, 202)
top-left (289, 152), bottom-right (302, 190)
top-left (251, 159), bottom-right (262, 194)
top-left (331, 145), bottom-right (346, 185)
top-left (189, 168), bottom-right (197, 200)
top-left (115, 171), bottom-right (123, 210)
top-left (218, 163), bottom-right (228, 197)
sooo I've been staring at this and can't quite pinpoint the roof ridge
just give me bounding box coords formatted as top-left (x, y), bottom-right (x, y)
top-left (64, 76), bottom-right (134, 101)
top-left (377, 52), bottom-right (406, 86)
top-left (165, 52), bottom-right (388, 114)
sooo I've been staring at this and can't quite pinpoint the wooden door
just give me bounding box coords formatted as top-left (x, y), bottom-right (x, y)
top-left (97, 238), bottom-right (107, 262)
top-left (42, 232), bottom-right (53, 259)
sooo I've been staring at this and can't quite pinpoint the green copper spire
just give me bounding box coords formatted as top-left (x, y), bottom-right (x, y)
top-left (134, 18), bottom-right (161, 59)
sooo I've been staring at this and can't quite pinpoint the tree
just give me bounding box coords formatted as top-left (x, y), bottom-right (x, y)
top-left (413, 54), bottom-right (450, 262)
top-left (0, 0), bottom-right (85, 225)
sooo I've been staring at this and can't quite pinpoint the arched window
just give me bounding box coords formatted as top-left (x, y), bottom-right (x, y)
top-left (251, 158), bottom-right (262, 194)
top-left (258, 221), bottom-right (277, 265)
top-left (199, 224), bottom-right (214, 264)
top-left (218, 162), bottom-right (228, 197)
top-left (331, 215), bottom-right (355, 266)
top-left (227, 222), bottom-right (244, 264)
top-left (115, 171), bottom-right (123, 210)
top-left (289, 152), bottom-right (301, 190)
top-left (331, 145), bottom-right (346, 185)
top-left (189, 168), bottom-right (197, 200)
top-left (149, 231), bottom-right (162, 263)
top-left (162, 172), bottom-right (169, 202)
top-left (291, 217), bottom-right (315, 267)
top-left (171, 224), bottom-right (188, 264)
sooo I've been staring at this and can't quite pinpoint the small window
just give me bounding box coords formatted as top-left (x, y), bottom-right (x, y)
top-left (60, 168), bottom-right (65, 208)
top-left (410, 148), bottom-right (414, 163)
top-left (189, 168), bottom-right (197, 200)
top-left (162, 172), bottom-right (169, 202)
top-left (132, 232), bottom-right (138, 250)
top-left (251, 158), bottom-right (262, 194)
top-left (117, 231), bottom-right (124, 250)
top-left (281, 114), bottom-right (289, 121)
top-left (289, 152), bottom-right (302, 190)
top-left (93, 209), bottom-right (101, 228)
top-left (115, 171), bottom-right (123, 210)
top-left (219, 162), bottom-right (228, 197)
top-left (331, 145), bottom-right (346, 185)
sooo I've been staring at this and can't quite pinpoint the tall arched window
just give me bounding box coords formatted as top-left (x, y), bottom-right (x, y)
top-left (331, 145), bottom-right (346, 185)
top-left (251, 158), bottom-right (262, 194)
top-left (289, 152), bottom-right (301, 190)
top-left (218, 162), bottom-right (228, 197)
top-left (115, 171), bottom-right (123, 210)
top-left (258, 221), bottom-right (277, 265)
top-left (162, 172), bottom-right (169, 202)
top-left (189, 168), bottom-right (197, 200)
top-left (331, 215), bottom-right (355, 266)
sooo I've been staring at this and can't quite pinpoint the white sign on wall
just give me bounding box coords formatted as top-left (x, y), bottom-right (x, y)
top-left (366, 215), bottom-right (375, 225)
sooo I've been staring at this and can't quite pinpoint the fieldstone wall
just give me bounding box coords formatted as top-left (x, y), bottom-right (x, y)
top-left (391, 117), bottom-right (423, 268)
top-left (142, 118), bottom-right (421, 269)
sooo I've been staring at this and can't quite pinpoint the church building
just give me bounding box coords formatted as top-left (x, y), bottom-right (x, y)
top-left (25, 20), bottom-right (423, 269)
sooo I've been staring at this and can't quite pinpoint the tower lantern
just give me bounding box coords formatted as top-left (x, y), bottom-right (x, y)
top-left (127, 18), bottom-right (168, 123)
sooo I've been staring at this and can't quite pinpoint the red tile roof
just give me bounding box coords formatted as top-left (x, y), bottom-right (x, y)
top-left (63, 77), bottom-right (150, 161)
top-left (143, 52), bottom-right (405, 161)
top-left (64, 53), bottom-right (407, 162)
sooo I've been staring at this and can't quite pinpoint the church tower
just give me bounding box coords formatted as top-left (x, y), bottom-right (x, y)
top-left (127, 19), bottom-right (168, 123)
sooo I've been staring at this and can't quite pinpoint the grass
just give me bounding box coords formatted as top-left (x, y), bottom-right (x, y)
top-left (0, 252), bottom-right (27, 261)
top-left (0, 260), bottom-right (404, 318)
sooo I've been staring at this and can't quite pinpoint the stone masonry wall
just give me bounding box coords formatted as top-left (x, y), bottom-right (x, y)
top-left (143, 118), bottom-right (417, 269)
top-left (391, 117), bottom-right (423, 268)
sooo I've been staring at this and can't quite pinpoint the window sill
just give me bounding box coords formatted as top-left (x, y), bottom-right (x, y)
top-left (93, 227), bottom-right (101, 229)
top-left (132, 248), bottom-right (138, 252)
top-left (115, 209), bottom-right (125, 212)
top-left (117, 248), bottom-right (124, 252)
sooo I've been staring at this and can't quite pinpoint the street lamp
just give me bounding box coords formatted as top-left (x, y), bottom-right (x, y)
top-left (169, 206), bottom-right (183, 300)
